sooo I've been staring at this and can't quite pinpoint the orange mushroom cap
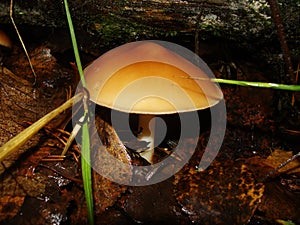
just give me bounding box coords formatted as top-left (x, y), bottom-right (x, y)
top-left (0, 30), bottom-right (12, 49)
top-left (84, 41), bottom-right (223, 114)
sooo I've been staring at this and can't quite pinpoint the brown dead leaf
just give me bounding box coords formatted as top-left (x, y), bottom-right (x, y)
top-left (0, 45), bottom-right (77, 174)
top-left (0, 45), bottom-right (78, 224)
top-left (91, 114), bottom-right (131, 214)
top-left (263, 149), bottom-right (300, 174)
top-left (174, 161), bottom-right (264, 225)
top-left (0, 196), bottom-right (25, 221)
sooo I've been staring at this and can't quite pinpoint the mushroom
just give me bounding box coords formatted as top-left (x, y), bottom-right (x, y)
top-left (84, 41), bottom-right (223, 163)
top-left (0, 30), bottom-right (12, 62)
top-left (0, 30), bottom-right (12, 49)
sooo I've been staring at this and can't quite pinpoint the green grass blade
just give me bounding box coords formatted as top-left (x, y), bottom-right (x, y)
top-left (211, 78), bottom-right (300, 91)
top-left (63, 0), bottom-right (94, 224)
top-left (81, 121), bottom-right (94, 225)
top-left (63, 0), bottom-right (85, 86)
top-left (276, 219), bottom-right (295, 225)
top-left (178, 76), bottom-right (300, 91)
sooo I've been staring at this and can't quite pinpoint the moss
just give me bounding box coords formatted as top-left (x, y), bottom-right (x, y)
top-left (85, 13), bottom-right (179, 47)
top-left (0, 0), bottom-right (297, 53)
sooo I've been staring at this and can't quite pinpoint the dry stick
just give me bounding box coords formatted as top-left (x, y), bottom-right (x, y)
top-left (292, 63), bottom-right (299, 105)
top-left (263, 151), bottom-right (300, 181)
top-left (267, 0), bottom-right (295, 83)
top-left (9, 0), bottom-right (37, 83)
top-left (0, 93), bottom-right (82, 162)
top-left (194, 9), bottom-right (203, 58)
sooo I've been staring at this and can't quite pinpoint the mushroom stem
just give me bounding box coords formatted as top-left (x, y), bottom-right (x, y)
top-left (138, 114), bottom-right (155, 163)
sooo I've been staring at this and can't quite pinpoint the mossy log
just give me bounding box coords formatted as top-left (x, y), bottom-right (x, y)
top-left (0, 0), bottom-right (298, 49)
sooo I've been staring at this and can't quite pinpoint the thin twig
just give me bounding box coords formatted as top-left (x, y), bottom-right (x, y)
top-left (267, 0), bottom-right (295, 84)
top-left (194, 9), bottom-right (203, 57)
top-left (263, 151), bottom-right (300, 181)
top-left (292, 62), bottom-right (299, 105)
top-left (9, 0), bottom-right (37, 84)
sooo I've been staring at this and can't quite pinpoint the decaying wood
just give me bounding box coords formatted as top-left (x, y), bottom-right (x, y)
top-left (0, 0), bottom-right (298, 49)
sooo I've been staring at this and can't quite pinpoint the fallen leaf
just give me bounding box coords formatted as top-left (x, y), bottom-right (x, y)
top-left (174, 161), bottom-right (264, 225)
top-left (263, 149), bottom-right (300, 174)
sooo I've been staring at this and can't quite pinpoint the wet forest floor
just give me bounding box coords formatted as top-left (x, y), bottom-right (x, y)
top-left (0, 25), bottom-right (299, 225)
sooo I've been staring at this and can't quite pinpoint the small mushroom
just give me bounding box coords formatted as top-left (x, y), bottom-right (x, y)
top-left (0, 30), bottom-right (12, 62)
top-left (84, 41), bottom-right (223, 163)
top-left (0, 30), bottom-right (12, 49)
